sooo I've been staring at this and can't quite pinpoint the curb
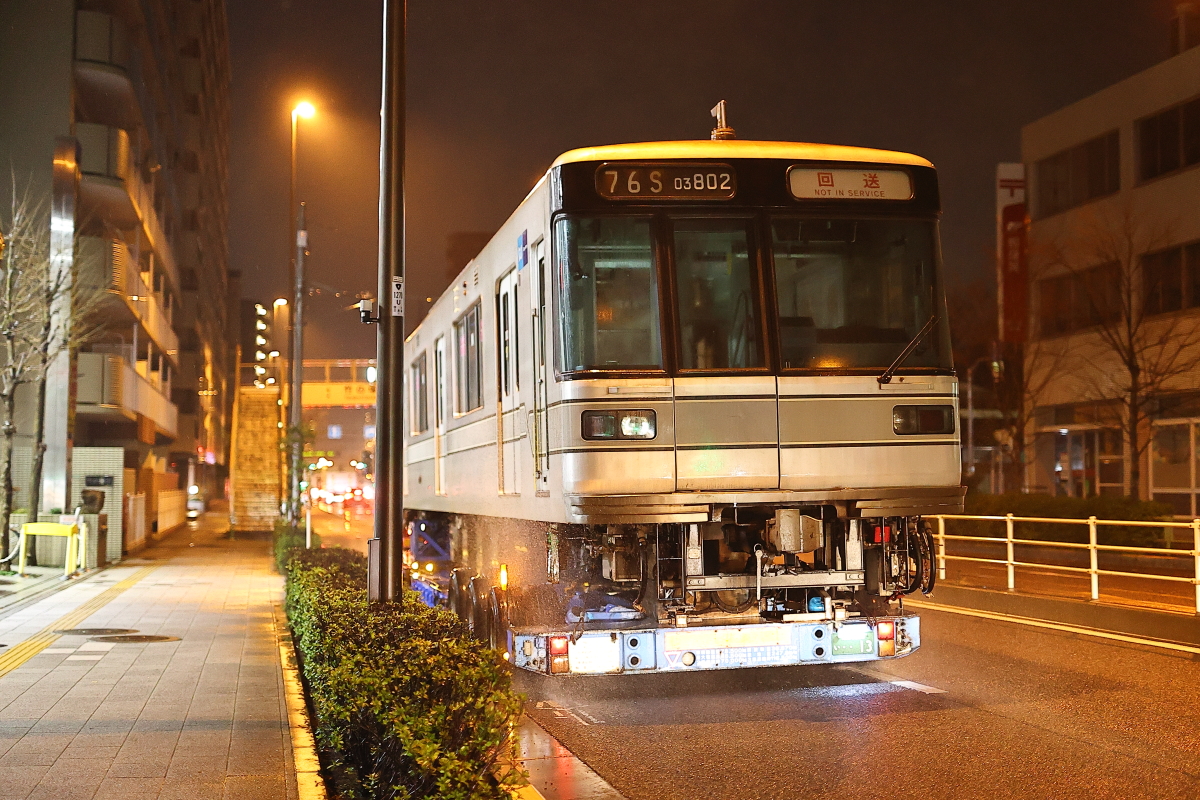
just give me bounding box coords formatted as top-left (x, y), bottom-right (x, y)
top-left (276, 610), bottom-right (327, 800)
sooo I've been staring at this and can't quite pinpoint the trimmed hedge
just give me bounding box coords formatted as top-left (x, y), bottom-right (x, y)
top-left (952, 493), bottom-right (1176, 546)
top-left (274, 518), bottom-right (321, 572)
top-left (284, 547), bottom-right (523, 800)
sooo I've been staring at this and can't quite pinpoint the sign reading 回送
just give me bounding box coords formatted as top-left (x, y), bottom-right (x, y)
top-left (787, 167), bottom-right (913, 201)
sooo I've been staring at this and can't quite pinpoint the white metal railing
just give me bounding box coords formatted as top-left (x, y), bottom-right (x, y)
top-left (931, 513), bottom-right (1200, 614)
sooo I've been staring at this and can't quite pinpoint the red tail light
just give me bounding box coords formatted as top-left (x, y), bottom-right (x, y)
top-left (549, 636), bottom-right (569, 656)
top-left (876, 621), bottom-right (895, 640)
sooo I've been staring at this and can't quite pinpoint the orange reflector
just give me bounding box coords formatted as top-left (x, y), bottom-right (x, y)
top-left (549, 655), bottom-right (570, 674)
top-left (876, 620), bottom-right (895, 640)
top-left (549, 636), bottom-right (569, 656)
top-left (878, 639), bottom-right (896, 657)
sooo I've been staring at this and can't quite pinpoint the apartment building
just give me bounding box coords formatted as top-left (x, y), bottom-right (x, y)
top-left (1022, 8), bottom-right (1200, 511)
top-left (0, 0), bottom-right (234, 549)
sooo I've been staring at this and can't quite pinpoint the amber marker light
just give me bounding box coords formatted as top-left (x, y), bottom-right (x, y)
top-left (499, 564), bottom-right (509, 591)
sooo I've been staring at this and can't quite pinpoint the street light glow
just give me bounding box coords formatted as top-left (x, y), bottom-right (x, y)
top-left (293, 101), bottom-right (316, 119)
top-left (273, 298), bottom-right (288, 306)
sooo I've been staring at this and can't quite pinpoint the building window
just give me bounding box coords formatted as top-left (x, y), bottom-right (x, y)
top-left (410, 351), bottom-right (429, 434)
top-left (1035, 130), bottom-right (1119, 218)
top-left (327, 425), bottom-right (342, 440)
top-left (1143, 241), bottom-right (1200, 316)
top-left (1151, 420), bottom-right (1200, 517)
top-left (1138, 97), bottom-right (1200, 182)
top-left (454, 303), bottom-right (482, 413)
top-left (1037, 262), bottom-right (1120, 337)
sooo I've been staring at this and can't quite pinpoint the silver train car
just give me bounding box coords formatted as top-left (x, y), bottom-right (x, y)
top-left (402, 137), bottom-right (963, 676)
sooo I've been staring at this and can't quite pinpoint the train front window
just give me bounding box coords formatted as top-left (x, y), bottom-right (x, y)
top-left (672, 218), bottom-right (764, 370)
top-left (771, 218), bottom-right (950, 371)
top-left (556, 215), bottom-right (663, 371)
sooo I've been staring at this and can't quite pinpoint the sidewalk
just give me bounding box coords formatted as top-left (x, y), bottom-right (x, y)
top-left (0, 512), bottom-right (298, 800)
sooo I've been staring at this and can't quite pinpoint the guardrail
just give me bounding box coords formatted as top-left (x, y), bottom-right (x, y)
top-left (930, 514), bottom-right (1200, 613)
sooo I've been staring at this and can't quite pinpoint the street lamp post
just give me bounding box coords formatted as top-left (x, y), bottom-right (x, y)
top-left (370, 0), bottom-right (406, 601)
top-left (288, 101), bottom-right (315, 525)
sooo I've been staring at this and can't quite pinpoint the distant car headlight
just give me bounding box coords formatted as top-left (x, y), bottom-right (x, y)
top-left (893, 405), bottom-right (955, 435)
top-left (581, 409), bottom-right (657, 440)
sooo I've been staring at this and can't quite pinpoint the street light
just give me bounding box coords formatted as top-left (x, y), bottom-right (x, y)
top-left (288, 105), bottom-right (314, 525)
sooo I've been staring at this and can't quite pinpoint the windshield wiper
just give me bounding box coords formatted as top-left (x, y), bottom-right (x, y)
top-left (878, 312), bottom-right (938, 386)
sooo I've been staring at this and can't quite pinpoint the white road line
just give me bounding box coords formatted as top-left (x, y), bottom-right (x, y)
top-left (907, 599), bottom-right (1200, 655)
top-left (891, 679), bottom-right (947, 694)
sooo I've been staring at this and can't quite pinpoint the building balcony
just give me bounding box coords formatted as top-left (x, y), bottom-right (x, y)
top-left (78, 236), bottom-right (179, 360)
top-left (73, 11), bottom-right (139, 132)
top-left (76, 352), bottom-right (178, 440)
top-left (76, 123), bottom-right (181, 293)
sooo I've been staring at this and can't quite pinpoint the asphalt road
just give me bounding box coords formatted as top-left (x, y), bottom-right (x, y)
top-left (308, 505), bottom-right (373, 552)
top-left (516, 606), bottom-right (1200, 800)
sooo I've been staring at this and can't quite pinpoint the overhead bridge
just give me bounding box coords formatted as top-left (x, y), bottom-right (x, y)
top-left (300, 359), bottom-right (376, 408)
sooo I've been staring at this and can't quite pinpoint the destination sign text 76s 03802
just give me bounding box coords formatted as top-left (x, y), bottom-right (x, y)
top-left (596, 163), bottom-right (737, 200)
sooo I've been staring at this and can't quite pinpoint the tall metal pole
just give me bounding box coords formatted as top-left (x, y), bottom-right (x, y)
top-left (371, 0), bottom-right (406, 601)
top-left (290, 203), bottom-right (308, 524)
top-left (287, 109), bottom-right (300, 525)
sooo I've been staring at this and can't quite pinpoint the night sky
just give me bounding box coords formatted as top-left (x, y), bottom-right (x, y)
top-left (227, 0), bottom-right (1172, 359)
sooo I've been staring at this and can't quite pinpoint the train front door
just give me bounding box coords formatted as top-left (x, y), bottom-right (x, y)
top-left (669, 217), bottom-right (779, 490)
top-left (497, 269), bottom-right (520, 495)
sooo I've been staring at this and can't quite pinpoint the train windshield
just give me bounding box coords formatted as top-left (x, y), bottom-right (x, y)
top-left (556, 216), bottom-right (664, 371)
top-left (771, 217), bottom-right (950, 371)
top-left (555, 213), bottom-right (951, 374)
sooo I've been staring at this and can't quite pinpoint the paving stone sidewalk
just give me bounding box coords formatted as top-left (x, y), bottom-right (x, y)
top-left (0, 512), bottom-right (297, 800)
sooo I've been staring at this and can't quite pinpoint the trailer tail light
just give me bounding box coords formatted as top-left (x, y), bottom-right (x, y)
top-left (877, 621), bottom-right (896, 657)
top-left (548, 636), bottom-right (570, 673)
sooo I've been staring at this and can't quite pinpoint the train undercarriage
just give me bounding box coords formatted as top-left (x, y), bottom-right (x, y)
top-left (411, 504), bottom-right (938, 675)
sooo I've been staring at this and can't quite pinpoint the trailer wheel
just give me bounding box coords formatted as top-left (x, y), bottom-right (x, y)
top-left (488, 586), bottom-right (509, 655)
top-left (448, 568), bottom-right (474, 620)
top-left (469, 576), bottom-right (491, 641)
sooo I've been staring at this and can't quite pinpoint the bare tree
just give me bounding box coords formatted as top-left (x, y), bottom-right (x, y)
top-left (0, 184), bottom-right (54, 559)
top-left (1039, 203), bottom-right (1200, 499)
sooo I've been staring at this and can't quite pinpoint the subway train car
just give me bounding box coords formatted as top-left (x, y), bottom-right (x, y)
top-left (402, 129), bottom-right (963, 676)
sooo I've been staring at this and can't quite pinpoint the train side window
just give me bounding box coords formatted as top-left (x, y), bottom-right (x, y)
top-left (454, 303), bottom-right (483, 413)
top-left (434, 336), bottom-right (446, 425)
top-left (410, 352), bottom-right (428, 434)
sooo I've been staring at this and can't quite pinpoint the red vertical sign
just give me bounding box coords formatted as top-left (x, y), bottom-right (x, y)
top-left (1000, 203), bottom-right (1028, 342)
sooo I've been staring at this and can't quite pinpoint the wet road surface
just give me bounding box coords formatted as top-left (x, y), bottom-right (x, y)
top-left (516, 606), bottom-right (1200, 800)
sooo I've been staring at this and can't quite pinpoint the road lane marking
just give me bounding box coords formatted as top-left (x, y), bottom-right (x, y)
top-left (891, 679), bottom-right (947, 694)
top-left (907, 599), bottom-right (1200, 655)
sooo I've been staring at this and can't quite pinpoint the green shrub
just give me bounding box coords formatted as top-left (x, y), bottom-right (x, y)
top-left (285, 547), bottom-right (522, 800)
top-left (949, 493), bottom-right (1176, 546)
top-left (274, 518), bottom-right (322, 572)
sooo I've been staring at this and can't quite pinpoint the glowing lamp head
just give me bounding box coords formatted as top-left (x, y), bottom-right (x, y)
top-left (293, 101), bottom-right (316, 119)
top-left (499, 564), bottom-right (509, 591)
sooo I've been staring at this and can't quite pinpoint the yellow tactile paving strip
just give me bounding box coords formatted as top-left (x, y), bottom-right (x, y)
top-left (0, 565), bottom-right (158, 679)
top-left (275, 606), bottom-right (328, 800)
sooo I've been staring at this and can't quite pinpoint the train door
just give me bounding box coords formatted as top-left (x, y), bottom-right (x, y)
top-left (497, 269), bottom-right (520, 495)
top-left (434, 336), bottom-right (447, 495)
top-left (530, 241), bottom-right (551, 494)
top-left (669, 217), bottom-right (779, 490)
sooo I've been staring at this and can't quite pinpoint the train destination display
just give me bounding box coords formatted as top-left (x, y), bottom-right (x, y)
top-left (596, 163), bottom-right (736, 200)
top-left (787, 167), bottom-right (913, 200)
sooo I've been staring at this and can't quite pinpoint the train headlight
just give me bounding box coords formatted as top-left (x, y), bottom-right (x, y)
top-left (619, 412), bottom-right (656, 438)
top-left (892, 405), bottom-right (955, 435)
top-left (581, 409), bottom-right (656, 440)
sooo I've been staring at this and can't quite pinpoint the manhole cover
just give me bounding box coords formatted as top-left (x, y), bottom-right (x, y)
top-left (91, 634), bottom-right (180, 643)
top-left (54, 628), bottom-right (138, 636)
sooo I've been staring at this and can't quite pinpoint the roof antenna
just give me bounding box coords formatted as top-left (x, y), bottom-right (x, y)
top-left (710, 100), bottom-right (735, 140)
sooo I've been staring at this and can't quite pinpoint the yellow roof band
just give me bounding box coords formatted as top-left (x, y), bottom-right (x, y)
top-left (551, 140), bottom-right (934, 169)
